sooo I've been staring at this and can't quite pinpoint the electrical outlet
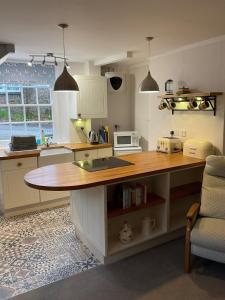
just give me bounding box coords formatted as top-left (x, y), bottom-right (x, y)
top-left (174, 129), bottom-right (179, 136)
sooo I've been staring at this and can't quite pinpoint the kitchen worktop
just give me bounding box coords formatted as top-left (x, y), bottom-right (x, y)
top-left (24, 151), bottom-right (205, 191)
top-left (0, 143), bottom-right (112, 160)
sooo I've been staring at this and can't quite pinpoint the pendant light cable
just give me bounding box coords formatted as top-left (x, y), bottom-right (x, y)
top-left (62, 26), bottom-right (66, 64)
top-left (146, 37), bottom-right (153, 70)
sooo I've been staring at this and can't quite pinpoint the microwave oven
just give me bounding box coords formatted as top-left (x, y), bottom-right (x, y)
top-left (114, 131), bottom-right (139, 148)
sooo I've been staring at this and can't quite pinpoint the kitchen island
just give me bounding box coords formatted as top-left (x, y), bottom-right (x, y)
top-left (25, 152), bottom-right (205, 263)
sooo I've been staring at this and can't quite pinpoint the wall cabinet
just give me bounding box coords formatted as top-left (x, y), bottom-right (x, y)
top-left (0, 157), bottom-right (40, 210)
top-left (71, 75), bottom-right (107, 119)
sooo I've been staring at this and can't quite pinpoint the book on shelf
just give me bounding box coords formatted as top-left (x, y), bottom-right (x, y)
top-left (121, 183), bottom-right (148, 210)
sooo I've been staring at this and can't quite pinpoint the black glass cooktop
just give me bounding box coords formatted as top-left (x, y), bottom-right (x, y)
top-left (73, 156), bottom-right (134, 172)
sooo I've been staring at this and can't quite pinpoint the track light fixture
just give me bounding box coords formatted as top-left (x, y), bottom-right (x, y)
top-left (27, 56), bottom-right (34, 67)
top-left (27, 53), bottom-right (69, 67)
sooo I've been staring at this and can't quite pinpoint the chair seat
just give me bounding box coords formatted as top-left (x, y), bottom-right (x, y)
top-left (191, 217), bottom-right (225, 253)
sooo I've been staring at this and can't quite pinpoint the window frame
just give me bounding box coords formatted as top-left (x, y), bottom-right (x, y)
top-left (0, 84), bottom-right (53, 141)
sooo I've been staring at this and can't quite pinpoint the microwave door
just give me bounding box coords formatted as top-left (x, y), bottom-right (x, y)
top-left (116, 135), bottom-right (132, 147)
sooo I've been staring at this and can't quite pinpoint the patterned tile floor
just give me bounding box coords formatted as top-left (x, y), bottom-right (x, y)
top-left (0, 206), bottom-right (99, 300)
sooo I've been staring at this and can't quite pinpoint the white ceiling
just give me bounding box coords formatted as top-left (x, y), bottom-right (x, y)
top-left (2, 0), bottom-right (225, 65)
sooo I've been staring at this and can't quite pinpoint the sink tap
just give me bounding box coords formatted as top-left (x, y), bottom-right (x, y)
top-left (46, 137), bottom-right (53, 147)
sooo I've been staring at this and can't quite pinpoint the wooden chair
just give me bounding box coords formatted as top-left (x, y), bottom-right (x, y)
top-left (184, 155), bottom-right (225, 273)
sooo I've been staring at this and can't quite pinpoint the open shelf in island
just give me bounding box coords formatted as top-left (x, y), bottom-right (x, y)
top-left (170, 181), bottom-right (202, 202)
top-left (107, 193), bottom-right (166, 219)
top-left (108, 225), bottom-right (166, 256)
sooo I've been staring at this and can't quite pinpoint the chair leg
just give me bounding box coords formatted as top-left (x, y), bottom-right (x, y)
top-left (184, 227), bottom-right (191, 273)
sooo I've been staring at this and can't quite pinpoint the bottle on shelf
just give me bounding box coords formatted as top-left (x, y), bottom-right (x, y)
top-left (41, 130), bottom-right (46, 145)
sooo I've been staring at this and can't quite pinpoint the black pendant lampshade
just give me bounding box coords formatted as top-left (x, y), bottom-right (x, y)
top-left (139, 70), bottom-right (159, 93)
top-left (54, 24), bottom-right (79, 92)
top-left (54, 66), bottom-right (79, 91)
top-left (139, 37), bottom-right (159, 93)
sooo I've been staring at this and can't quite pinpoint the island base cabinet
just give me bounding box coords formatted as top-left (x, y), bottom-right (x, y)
top-left (2, 168), bottom-right (40, 210)
top-left (70, 165), bottom-right (205, 264)
top-left (70, 186), bottom-right (107, 262)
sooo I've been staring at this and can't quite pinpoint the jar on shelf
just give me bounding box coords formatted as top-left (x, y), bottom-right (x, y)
top-left (119, 221), bottom-right (134, 244)
top-left (141, 216), bottom-right (156, 236)
top-left (165, 79), bottom-right (174, 95)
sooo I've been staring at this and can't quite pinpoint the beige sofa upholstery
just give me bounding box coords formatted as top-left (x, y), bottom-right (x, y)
top-left (190, 155), bottom-right (225, 264)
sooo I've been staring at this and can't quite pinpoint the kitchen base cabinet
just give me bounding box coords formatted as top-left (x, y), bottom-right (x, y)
top-left (0, 157), bottom-right (40, 211)
top-left (74, 149), bottom-right (98, 161)
top-left (97, 147), bottom-right (112, 158)
top-left (38, 151), bottom-right (74, 202)
top-left (3, 168), bottom-right (40, 209)
top-left (74, 147), bottom-right (113, 161)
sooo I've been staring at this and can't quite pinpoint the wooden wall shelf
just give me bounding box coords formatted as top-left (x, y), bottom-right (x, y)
top-left (108, 193), bottom-right (165, 219)
top-left (159, 92), bottom-right (223, 116)
top-left (170, 182), bottom-right (202, 202)
top-left (160, 92), bottom-right (222, 99)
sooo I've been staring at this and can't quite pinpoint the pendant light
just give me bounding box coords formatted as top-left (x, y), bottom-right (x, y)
top-left (54, 23), bottom-right (79, 92)
top-left (139, 37), bottom-right (159, 93)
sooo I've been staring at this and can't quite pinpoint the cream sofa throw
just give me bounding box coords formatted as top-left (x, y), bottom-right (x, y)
top-left (200, 155), bottom-right (225, 220)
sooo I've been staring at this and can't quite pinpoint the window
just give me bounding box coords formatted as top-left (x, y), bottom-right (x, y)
top-left (0, 84), bottom-right (53, 140)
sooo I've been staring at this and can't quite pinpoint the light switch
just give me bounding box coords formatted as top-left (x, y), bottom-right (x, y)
top-left (181, 129), bottom-right (187, 137)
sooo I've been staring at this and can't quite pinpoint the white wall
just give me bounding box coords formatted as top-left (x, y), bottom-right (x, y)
top-left (92, 64), bottom-right (134, 142)
top-left (92, 73), bottom-right (134, 142)
top-left (130, 37), bottom-right (225, 154)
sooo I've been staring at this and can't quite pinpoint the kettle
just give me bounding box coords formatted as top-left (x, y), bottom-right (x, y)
top-left (88, 130), bottom-right (99, 144)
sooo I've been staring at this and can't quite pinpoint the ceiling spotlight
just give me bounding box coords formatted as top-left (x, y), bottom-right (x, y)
top-left (27, 56), bottom-right (34, 67)
top-left (65, 61), bottom-right (70, 69)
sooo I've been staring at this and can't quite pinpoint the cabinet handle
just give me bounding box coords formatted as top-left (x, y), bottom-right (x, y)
top-left (84, 153), bottom-right (89, 158)
top-left (17, 162), bottom-right (22, 167)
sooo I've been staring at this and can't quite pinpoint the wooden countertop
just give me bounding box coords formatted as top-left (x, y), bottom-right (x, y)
top-left (0, 143), bottom-right (112, 160)
top-left (63, 143), bottom-right (112, 152)
top-left (24, 152), bottom-right (205, 191)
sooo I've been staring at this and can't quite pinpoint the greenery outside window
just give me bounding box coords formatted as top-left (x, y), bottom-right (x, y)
top-left (0, 84), bottom-right (53, 140)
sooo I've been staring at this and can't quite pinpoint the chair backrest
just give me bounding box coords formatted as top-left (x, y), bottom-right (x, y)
top-left (200, 155), bottom-right (225, 220)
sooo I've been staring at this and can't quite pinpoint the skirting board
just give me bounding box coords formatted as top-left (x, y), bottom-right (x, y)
top-left (75, 225), bottom-right (185, 265)
top-left (2, 197), bottom-right (69, 217)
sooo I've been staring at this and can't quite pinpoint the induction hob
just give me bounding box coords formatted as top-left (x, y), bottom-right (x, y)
top-left (73, 156), bottom-right (134, 172)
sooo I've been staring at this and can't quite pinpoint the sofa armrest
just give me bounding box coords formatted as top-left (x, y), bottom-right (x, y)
top-left (186, 202), bottom-right (200, 229)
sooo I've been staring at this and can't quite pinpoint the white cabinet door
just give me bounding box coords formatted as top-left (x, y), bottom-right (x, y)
top-left (74, 75), bottom-right (107, 119)
top-left (74, 149), bottom-right (98, 161)
top-left (39, 152), bottom-right (74, 202)
top-left (3, 168), bottom-right (40, 209)
top-left (97, 147), bottom-right (112, 158)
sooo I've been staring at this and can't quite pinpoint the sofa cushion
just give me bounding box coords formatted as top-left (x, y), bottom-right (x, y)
top-left (200, 155), bottom-right (225, 219)
top-left (191, 217), bottom-right (225, 253)
top-left (205, 155), bottom-right (225, 178)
